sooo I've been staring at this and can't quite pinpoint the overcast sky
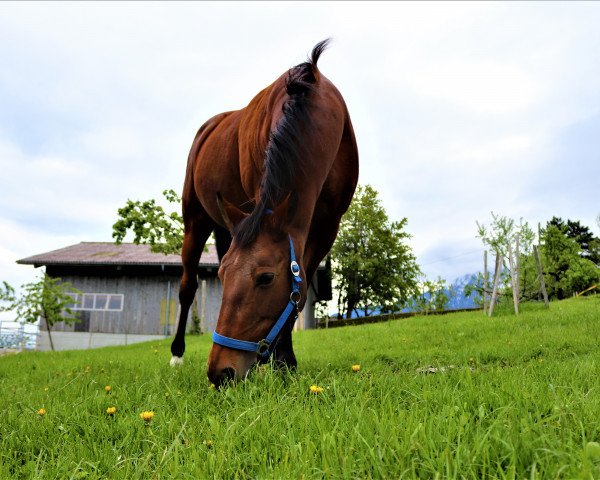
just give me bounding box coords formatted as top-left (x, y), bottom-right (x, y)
top-left (1, 2), bottom-right (599, 317)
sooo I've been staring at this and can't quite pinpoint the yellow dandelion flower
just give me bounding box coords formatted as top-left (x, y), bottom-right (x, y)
top-left (37, 408), bottom-right (46, 416)
top-left (351, 364), bottom-right (361, 372)
top-left (309, 385), bottom-right (324, 394)
top-left (140, 411), bottom-right (155, 422)
top-left (203, 439), bottom-right (214, 449)
top-left (106, 406), bottom-right (117, 415)
top-left (104, 385), bottom-right (112, 393)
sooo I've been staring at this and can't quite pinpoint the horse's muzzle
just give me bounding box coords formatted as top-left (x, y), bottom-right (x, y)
top-left (210, 367), bottom-right (236, 389)
top-left (207, 345), bottom-right (256, 389)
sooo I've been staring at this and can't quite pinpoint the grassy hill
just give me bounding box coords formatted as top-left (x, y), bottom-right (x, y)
top-left (1, 297), bottom-right (599, 478)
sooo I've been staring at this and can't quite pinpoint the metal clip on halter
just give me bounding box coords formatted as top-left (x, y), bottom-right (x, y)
top-left (256, 339), bottom-right (271, 357)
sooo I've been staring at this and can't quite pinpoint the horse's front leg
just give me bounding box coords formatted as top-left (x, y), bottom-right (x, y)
top-left (272, 322), bottom-right (297, 370)
top-left (170, 216), bottom-right (213, 366)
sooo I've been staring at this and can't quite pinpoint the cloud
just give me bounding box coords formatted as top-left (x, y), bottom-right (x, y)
top-left (0, 217), bottom-right (82, 322)
top-left (404, 59), bottom-right (538, 115)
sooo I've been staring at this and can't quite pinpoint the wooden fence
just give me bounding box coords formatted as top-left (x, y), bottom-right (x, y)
top-left (316, 307), bottom-right (483, 329)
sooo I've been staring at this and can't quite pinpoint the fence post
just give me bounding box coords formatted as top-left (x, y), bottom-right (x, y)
top-left (515, 236), bottom-right (520, 303)
top-left (20, 323), bottom-right (26, 352)
top-left (483, 250), bottom-right (488, 315)
top-left (488, 252), bottom-right (502, 317)
top-left (533, 245), bottom-right (549, 308)
top-left (165, 280), bottom-right (171, 337)
top-left (507, 242), bottom-right (519, 315)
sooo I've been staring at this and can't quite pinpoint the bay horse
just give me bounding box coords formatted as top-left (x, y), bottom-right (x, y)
top-left (170, 39), bottom-right (359, 387)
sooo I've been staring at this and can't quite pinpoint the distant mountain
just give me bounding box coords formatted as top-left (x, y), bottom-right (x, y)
top-left (328, 273), bottom-right (481, 318)
top-left (447, 273), bottom-right (480, 310)
top-left (403, 273), bottom-right (481, 313)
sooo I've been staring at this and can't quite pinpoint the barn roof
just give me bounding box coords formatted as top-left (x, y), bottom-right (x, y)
top-left (17, 242), bottom-right (220, 268)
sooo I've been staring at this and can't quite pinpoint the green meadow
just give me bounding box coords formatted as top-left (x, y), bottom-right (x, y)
top-left (1, 296), bottom-right (599, 479)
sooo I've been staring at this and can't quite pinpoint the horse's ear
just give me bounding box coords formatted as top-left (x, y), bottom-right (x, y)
top-left (267, 193), bottom-right (291, 231)
top-left (216, 193), bottom-right (248, 233)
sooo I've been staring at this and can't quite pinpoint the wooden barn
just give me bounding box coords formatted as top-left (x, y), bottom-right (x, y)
top-left (17, 242), bottom-right (330, 351)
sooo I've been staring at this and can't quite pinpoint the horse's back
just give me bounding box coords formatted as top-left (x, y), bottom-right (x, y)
top-left (183, 109), bottom-right (246, 224)
top-left (184, 51), bottom-right (358, 234)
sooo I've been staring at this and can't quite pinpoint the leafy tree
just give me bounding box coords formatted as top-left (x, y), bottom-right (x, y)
top-left (560, 257), bottom-right (599, 295)
top-left (331, 184), bottom-right (421, 319)
top-left (518, 252), bottom-right (547, 302)
top-left (411, 276), bottom-right (453, 315)
top-left (472, 215), bottom-right (599, 305)
top-left (112, 189), bottom-right (184, 254)
top-left (547, 217), bottom-right (600, 264)
top-left (0, 275), bottom-right (81, 351)
top-left (476, 213), bottom-right (535, 315)
top-left (541, 225), bottom-right (599, 299)
top-left (477, 214), bottom-right (535, 259)
top-left (589, 238), bottom-right (600, 266)
top-left (463, 274), bottom-right (485, 307)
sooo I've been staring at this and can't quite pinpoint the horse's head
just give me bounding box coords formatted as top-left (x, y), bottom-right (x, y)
top-left (207, 199), bottom-right (306, 388)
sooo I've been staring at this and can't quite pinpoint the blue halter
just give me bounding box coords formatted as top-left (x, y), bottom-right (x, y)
top-left (212, 236), bottom-right (303, 359)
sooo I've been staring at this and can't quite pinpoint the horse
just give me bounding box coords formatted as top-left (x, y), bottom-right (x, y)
top-left (170, 39), bottom-right (359, 388)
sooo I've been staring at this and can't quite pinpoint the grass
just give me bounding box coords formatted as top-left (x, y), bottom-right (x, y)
top-left (1, 296), bottom-right (599, 478)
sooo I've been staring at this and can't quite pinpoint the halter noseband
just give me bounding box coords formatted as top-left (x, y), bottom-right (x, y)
top-left (212, 236), bottom-right (303, 359)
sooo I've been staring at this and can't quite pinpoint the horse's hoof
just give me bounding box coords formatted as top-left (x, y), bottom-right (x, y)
top-left (170, 356), bottom-right (184, 367)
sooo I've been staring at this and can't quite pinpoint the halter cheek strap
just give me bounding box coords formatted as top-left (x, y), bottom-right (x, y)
top-left (212, 236), bottom-right (302, 359)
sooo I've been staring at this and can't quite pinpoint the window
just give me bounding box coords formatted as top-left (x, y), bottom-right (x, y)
top-left (107, 295), bottom-right (123, 310)
top-left (83, 294), bottom-right (94, 310)
top-left (68, 293), bottom-right (124, 312)
top-left (95, 294), bottom-right (108, 310)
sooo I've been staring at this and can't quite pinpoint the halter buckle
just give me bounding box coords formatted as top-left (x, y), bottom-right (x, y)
top-left (257, 339), bottom-right (271, 357)
top-left (290, 261), bottom-right (300, 277)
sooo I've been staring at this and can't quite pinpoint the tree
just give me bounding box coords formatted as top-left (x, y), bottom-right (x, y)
top-left (112, 189), bottom-right (184, 254)
top-left (540, 225), bottom-right (599, 299)
top-left (0, 275), bottom-right (82, 351)
top-left (463, 274), bottom-right (482, 307)
top-left (517, 249), bottom-right (548, 302)
top-left (476, 213), bottom-right (535, 315)
top-left (411, 276), bottom-right (454, 315)
top-left (546, 217), bottom-right (600, 264)
top-left (330, 184), bottom-right (421, 319)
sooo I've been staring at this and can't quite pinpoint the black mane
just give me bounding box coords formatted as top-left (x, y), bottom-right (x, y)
top-left (233, 39), bottom-right (331, 247)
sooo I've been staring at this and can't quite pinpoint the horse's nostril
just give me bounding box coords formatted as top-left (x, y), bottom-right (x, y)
top-left (216, 367), bottom-right (236, 388)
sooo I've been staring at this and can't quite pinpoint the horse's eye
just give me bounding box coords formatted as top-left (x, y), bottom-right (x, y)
top-left (256, 272), bottom-right (275, 287)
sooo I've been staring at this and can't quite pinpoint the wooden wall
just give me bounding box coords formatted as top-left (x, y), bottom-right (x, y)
top-left (44, 274), bottom-right (222, 336)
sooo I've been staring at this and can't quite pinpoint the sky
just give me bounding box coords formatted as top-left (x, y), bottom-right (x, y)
top-left (1, 1), bottom-right (599, 321)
